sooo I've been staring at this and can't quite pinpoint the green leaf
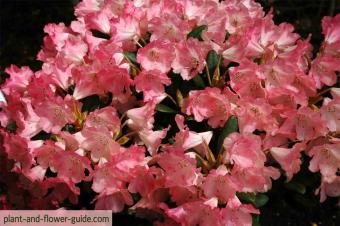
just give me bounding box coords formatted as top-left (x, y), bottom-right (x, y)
top-left (156, 104), bottom-right (177, 113)
top-left (284, 181), bottom-right (306, 194)
top-left (185, 116), bottom-right (195, 121)
top-left (237, 193), bottom-right (269, 208)
top-left (31, 131), bottom-right (51, 141)
top-left (62, 124), bottom-right (76, 134)
top-left (293, 194), bottom-right (316, 208)
top-left (123, 51), bottom-right (138, 65)
top-left (6, 121), bottom-right (17, 133)
top-left (81, 95), bottom-right (101, 112)
top-left (90, 29), bottom-right (110, 40)
top-left (252, 215), bottom-right (261, 226)
top-left (187, 25), bottom-right (208, 40)
top-left (254, 194), bottom-right (269, 208)
top-left (217, 115), bottom-right (238, 152)
top-left (237, 192), bottom-right (256, 203)
top-left (192, 74), bottom-right (205, 89)
top-left (206, 50), bottom-right (219, 72)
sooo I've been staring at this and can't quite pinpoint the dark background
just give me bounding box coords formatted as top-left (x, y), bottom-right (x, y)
top-left (0, 0), bottom-right (339, 225)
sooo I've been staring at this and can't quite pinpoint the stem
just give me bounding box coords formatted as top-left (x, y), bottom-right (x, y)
top-left (120, 120), bottom-right (128, 130)
top-left (120, 112), bottom-right (127, 122)
top-left (140, 37), bottom-right (147, 45)
top-left (192, 151), bottom-right (211, 172)
top-left (166, 93), bottom-right (178, 106)
top-left (205, 64), bottom-right (212, 86)
top-left (123, 55), bottom-right (141, 74)
top-left (309, 87), bottom-right (332, 105)
top-left (316, 87), bottom-right (331, 97)
top-left (135, 40), bottom-right (143, 48)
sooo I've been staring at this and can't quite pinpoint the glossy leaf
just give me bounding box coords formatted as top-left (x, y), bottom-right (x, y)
top-left (192, 74), bottom-right (205, 89)
top-left (217, 115), bottom-right (238, 152)
top-left (284, 181), bottom-right (306, 194)
top-left (237, 192), bottom-right (269, 208)
top-left (156, 104), bottom-right (177, 113)
top-left (187, 25), bottom-right (208, 40)
top-left (206, 50), bottom-right (219, 72)
top-left (123, 51), bottom-right (138, 65)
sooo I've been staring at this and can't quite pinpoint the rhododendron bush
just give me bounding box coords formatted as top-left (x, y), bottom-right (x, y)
top-left (0, 0), bottom-right (339, 225)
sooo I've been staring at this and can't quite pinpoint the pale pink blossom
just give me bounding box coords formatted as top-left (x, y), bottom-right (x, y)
top-left (270, 143), bottom-right (305, 181)
top-left (137, 40), bottom-right (175, 73)
top-left (222, 133), bottom-right (266, 170)
top-left (134, 70), bottom-right (171, 102)
top-left (182, 88), bottom-right (231, 128)
top-left (171, 38), bottom-right (209, 80)
top-left (309, 141), bottom-right (340, 183)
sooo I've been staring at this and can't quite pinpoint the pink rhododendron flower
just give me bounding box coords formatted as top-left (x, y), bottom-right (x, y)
top-left (72, 65), bottom-right (105, 100)
top-left (149, 12), bottom-right (190, 42)
top-left (81, 127), bottom-right (120, 161)
top-left (222, 133), bottom-right (266, 170)
top-left (165, 199), bottom-right (220, 226)
top-left (220, 196), bottom-right (260, 226)
top-left (112, 13), bottom-right (144, 44)
top-left (84, 106), bottom-right (121, 133)
top-left (137, 40), bottom-right (175, 73)
top-left (138, 128), bottom-right (168, 156)
top-left (231, 166), bottom-right (280, 193)
top-left (202, 166), bottom-right (237, 203)
top-left (2, 65), bottom-right (33, 95)
top-left (157, 151), bottom-right (201, 187)
top-left (110, 145), bottom-right (147, 174)
top-left (134, 70), bottom-right (171, 102)
top-left (279, 107), bottom-right (328, 141)
top-left (98, 66), bottom-right (132, 103)
top-left (92, 162), bottom-right (127, 195)
top-left (34, 96), bottom-right (74, 134)
top-left (309, 55), bottom-right (340, 88)
top-left (1, 130), bottom-right (33, 171)
top-left (308, 140), bottom-right (340, 183)
top-left (126, 100), bottom-right (156, 131)
top-left (182, 87), bottom-right (231, 128)
top-left (318, 177), bottom-right (340, 202)
top-left (270, 143), bottom-right (305, 181)
top-left (34, 141), bottom-right (92, 183)
top-left (321, 14), bottom-right (340, 56)
top-left (174, 114), bottom-right (213, 158)
top-left (236, 98), bottom-right (278, 134)
top-left (171, 38), bottom-right (208, 80)
top-left (1, 0), bottom-right (340, 222)
top-left (95, 190), bottom-right (134, 212)
top-left (321, 96), bottom-right (340, 132)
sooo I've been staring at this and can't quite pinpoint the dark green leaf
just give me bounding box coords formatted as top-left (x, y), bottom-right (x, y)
top-left (90, 29), bottom-right (110, 40)
top-left (206, 50), bottom-right (219, 72)
top-left (62, 124), bottom-right (76, 134)
top-left (0, 71), bottom-right (10, 85)
top-left (31, 131), bottom-right (51, 141)
top-left (6, 121), bottom-right (17, 133)
top-left (156, 104), bottom-right (177, 113)
top-left (217, 115), bottom-right (238, 152)
top-left (185, 116), bottom-right (195, 121)
top-left (252, 215), bottom-right (261, 226)
top-left (187, 25), bottom-right (208, 40)
top-left (293, 194), bottom-right (316, 208)
top-left (237, 192), bottom-right (256, 204)
top-left (237, 192), bottom-right (269, 208)
top-left (192, 74), bottom-right (205, 89)
top-left (284, 181), bottom-right (306, 194)
top-left (81, 95), bottom-right (101, 112)
top-left (123, 51), bottom-right (138, 65)
top-left (254, 194), bottom-right (269, 208)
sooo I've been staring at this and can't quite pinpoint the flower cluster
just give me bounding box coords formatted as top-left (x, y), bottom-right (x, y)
top-left (0, 0), bottom-right (339, 225)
